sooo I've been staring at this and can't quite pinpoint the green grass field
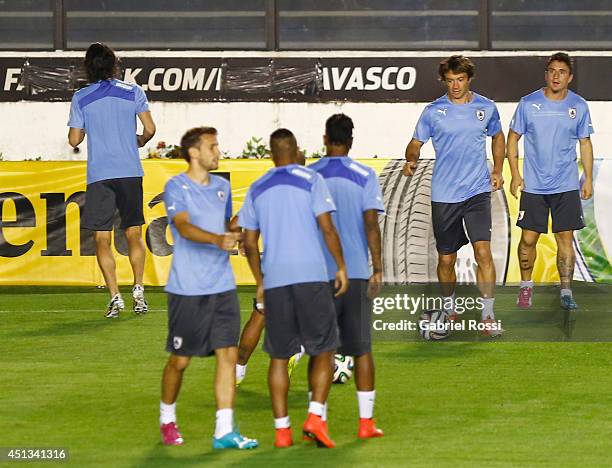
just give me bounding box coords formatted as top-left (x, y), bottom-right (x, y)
top-left (1, 286), bottom-right (611, 467)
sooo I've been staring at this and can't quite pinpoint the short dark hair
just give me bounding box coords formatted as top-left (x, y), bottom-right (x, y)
top-left (547, 52), bottom-right (573, 74)
top-left (325, 114), bottom-right (354, 146)
top-left (180, 127), bottom-right (218, 162)
top-left (269, 128), bottom-right (297, 160)
top-left (438, 55), bottom-right (475, 81)
top-left (84, 43), bottom-right (120, 82)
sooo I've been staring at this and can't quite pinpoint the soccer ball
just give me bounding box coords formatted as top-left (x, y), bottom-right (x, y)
top-left (419, 309), bottom-right (452, 341)
top-left (333, 354), bottom-right (354, 384)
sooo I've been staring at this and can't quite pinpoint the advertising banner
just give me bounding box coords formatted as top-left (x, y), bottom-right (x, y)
top-left (1, 159), bottom-right (610, 286)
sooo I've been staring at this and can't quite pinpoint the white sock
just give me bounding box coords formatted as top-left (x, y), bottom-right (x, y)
top-left (308, 392), bottom-right (327, 421)
top-left (236, 364), bottom-right (247, 380)
top-left (214, 408), bottom-right (234, 439)
top-left (308, 401), bottom-right (325, 417)
top-left (357, 390), bottom-right (376, 419)
top-left (443, 293), bottom-right (455, 313)
top-left (520, 280), bottom-right (534, 288)
top-left (481, 298), bottom-right (495, 320)
top-left (560, 288), bottom-right (572, 298)
top-left (160, 401), bottom-right (176, 425)
top-left (274, 416), bottom-right (291, 429)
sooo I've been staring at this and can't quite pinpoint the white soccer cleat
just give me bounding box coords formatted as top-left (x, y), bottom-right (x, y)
top-left (132, 285), bottom-right (148, 315)
top-left (105, 294), bottom-right (125, 318)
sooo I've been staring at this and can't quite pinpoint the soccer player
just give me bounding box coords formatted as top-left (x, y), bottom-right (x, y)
top-left (234, 150), bottom-right (307, 387)
top-left (507, 52), bottom-right (594, 310)
top-left (309, 114), bottom-right (385, 438)
top-left (239, 129), bottom-right (348, 448)
top-left (403, 55), bottom-right (505, 335)
top-left (67, 42), bottom-right (155, 318)
top-left (159, 127), bottom-right (258, 449)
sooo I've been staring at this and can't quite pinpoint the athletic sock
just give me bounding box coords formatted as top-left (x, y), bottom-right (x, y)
top-left (236, 364), bottom-right (247, 380)
top-left (520, 280), bottom-right (534, 289)
top-left (560, 288), bottom-right (572, 298)
top-left (308, 401), bottom-right (325, 417)
top-left (481, 297), bottom-right (495, 320)
top-left (357, 390), bottom-right (376, 419)
top-left (160, 401), bottom-right (176, 425)
top-left (274, 416), bottom-right (291, 429)
top-left (214, 408), bottom-right (234, 439)
top-left (308, 391), bottom-right (327, 421)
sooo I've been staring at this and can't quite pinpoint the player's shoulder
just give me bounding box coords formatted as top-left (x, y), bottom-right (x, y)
top-left (473, 92), bottom-right (497, 108)
top-left (344, 157), bottom-right (376, 179)
top-left (73, 81), bottom-right (99, 99)
top-left (210, 174), bottom-right (231, 190)
top-left (568, 90), bottom-right (589, 108)
top-left (520, 89), bottom-right (543, 103)
top-left (111, 79), bottom-right (140, 92)
top-left (165, 173), bottom-right (188, 192)
top-left (424, 95), bottom-right (448, 111)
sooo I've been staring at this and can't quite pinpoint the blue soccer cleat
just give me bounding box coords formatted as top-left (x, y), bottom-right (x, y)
top-left (560, 295), bottom-right (578, 310)
top-left (212, 431), bottom-right (258, 450)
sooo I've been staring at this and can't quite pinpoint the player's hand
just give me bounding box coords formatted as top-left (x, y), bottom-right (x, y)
top-left (491, 171), bottom-right (504, 191)
top-left (256, 284), bottom-right (264, 309)
top-left (581, 178), bottom-right (593, 200)
top-left (402, 160), bottom-right (417, 177)
top-left (334, 269), bottom-right (349, 297)
top-left (367, 270), bottom-right (383, 299)
top-left (216, 232), bottom-right (241, 251)
top-left (510, 175), bottom-right (524, 199)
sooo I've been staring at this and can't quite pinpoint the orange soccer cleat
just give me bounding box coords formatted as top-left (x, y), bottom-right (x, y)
top-left (302, 413), bottom-right (335, 448)
top-left (274, 427), bottom-right (293, 448)
top-left (358, 418), bottom-right (384, 439)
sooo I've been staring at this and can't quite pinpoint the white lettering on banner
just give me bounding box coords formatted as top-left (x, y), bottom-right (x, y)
top-left (182, 68), bottom-right (205, 91)
top-left (4, 68), bottom-right (24, 91)
top-left (123, 68), bottom-right (142, 83)
top-left (139, 68), bottom-right (221, 92)
top-left (147, 68), bottom-right (164, 91)
top-left (162, 68), bottom-right (182, 91)
top-left (322, 66), bottom-right (417, 91)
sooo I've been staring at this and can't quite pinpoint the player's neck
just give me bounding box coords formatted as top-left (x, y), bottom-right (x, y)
top-left (543, 86), bottom-right (569, 101)
top-left (185, 167), bottom-right (211, 185)
top-left (447, 90), bottom-right (473, 105)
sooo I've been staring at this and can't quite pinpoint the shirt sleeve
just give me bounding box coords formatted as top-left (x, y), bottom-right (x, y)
top-left (164, 179), bottom-right (188, 223)
top-left (486, 104), bottom-right (503, 136)
top-left (510, 99), bottom-right (526, 135)
top-left (413, 107), bottom-right (432, 143)
top-left (67, 93), bottom-right (84, 129)
top-left (135, 85), bottom-right (150, 114)
top-left (362, 171), bottom-right (385, 213)
top-left (311, 173), bottom-right (336, 217)
top-left (577, 102), bottom-right (594, 139)
top-left (237, 190), bottom-right (259, 230)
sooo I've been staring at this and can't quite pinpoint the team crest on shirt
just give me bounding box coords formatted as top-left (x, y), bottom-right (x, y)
top-left (173, 336), bottom-right (183, 349)
top-left (568, 108), bottom-right (577, 119)
top-left (476, 109), bottom-right (485, 121)
top-left (518, 211), bottom-right (525, 221)
top-left (217, 190), bottom-right (225, 201)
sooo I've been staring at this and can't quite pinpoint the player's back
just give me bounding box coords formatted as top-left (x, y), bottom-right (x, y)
top-left (69, 79), bottom-right (148, 184)
top-left (310, 157), bottom-right (383, 280)
top-left (239, 164), bottom-right (336, 289)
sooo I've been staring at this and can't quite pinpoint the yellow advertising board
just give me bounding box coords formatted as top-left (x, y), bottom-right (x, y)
top-left (0, 159), bottom-right (609, 285)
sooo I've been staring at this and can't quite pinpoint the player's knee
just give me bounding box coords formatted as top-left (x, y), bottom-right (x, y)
top-left (520, 234), bottom-right (538, 248)
top-left (168, 355), bottom-right (190, 371)
top-left (125, 226), bottom-right (143, 241)
top-left (474, 246), bottom-right (493, 266)
top-left (94, 233), bottom-right (112, 248)
top-left (438, 254), bottom-right (456, 270)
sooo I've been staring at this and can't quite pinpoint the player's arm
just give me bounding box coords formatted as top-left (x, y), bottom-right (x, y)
top-left (68, 128), bottom-right (85, 148)
top-left (172, 211), bottom-right (239, 250)
top-left (364, 209), bottom-right (382, 299)
top-left (579, 137), bottom-right (594, 200)
top-left (506, 129), bottom-right (523, 198)
top-left (228, 215), bottom-right (245, 255)
top-left (491, 131), bottom-right (505, 191)
top-left (243, 229), bottom-right (264, 304)
top-left (317, 212), bottom-right (348, 297)
top-left (403, 138), bottom-right (424, 176)
top-left (137, 111), bottom-right (156, 147)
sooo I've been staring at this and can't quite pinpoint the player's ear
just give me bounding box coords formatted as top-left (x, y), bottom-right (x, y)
top-left (347, 138), bottom-right (353, 150)
top-left (187, 146), bottom-right (198, 161)
top-left (323, 134), bottom-right (328, 146)
top-left (568, 73), bottom-right (574, 84)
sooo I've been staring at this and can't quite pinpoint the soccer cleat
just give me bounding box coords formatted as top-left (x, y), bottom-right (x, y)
top-left (236, 364), bottom-right (247, 387)
top-left (480, 317), bottom-right (504, 338)
top-left (212, 431), bottom-right (258, 450)
top-left (517, 286), bottom-right (533, 309)
top-left (132, 285), bottom-right (148, 315)
top-left (303, 420), bottom-right (327, 442)
top-left (358, 418), bottom-right (384, 439)
top-left (105, 294), bottom-right (124, 318)
top-left (160, 422), bottom-right (184, 445)
top-left (303, 413), bottom-right (335, 448)
top-left (560, 295), bottom-right (578, 310)
top-left (274, 427), bottom-right (293, 448)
